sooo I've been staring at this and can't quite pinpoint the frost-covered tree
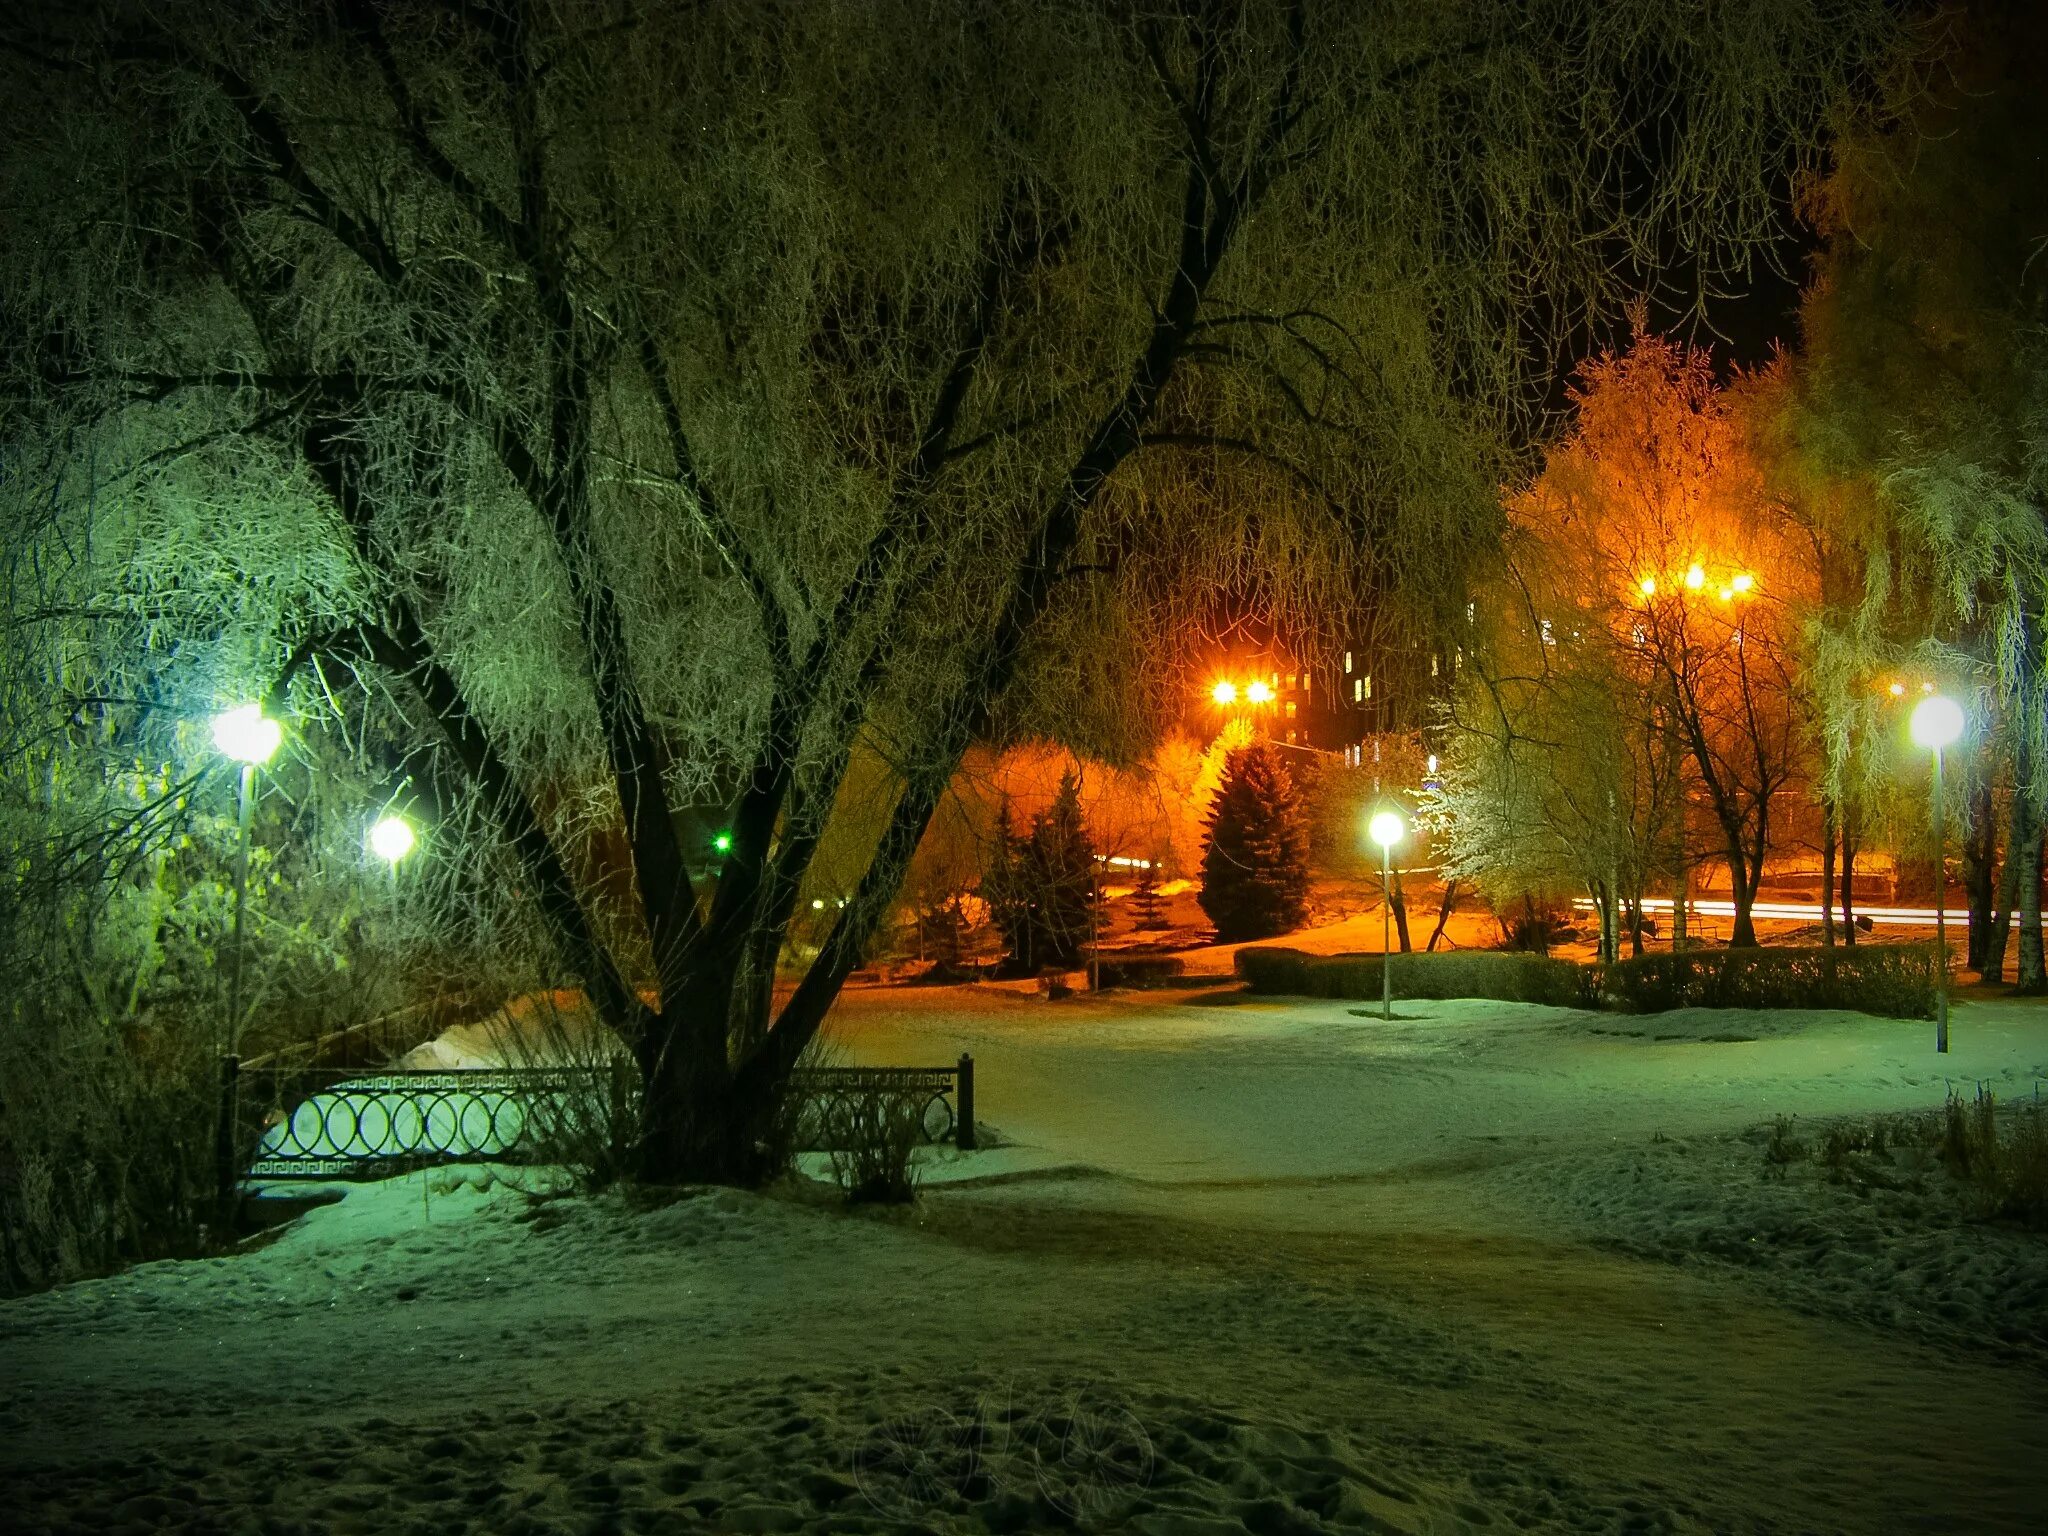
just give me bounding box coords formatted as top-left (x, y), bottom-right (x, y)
top-left (1777, 7), bottom-right (2048, 988)
top-left (0, 0), bottom-right (1908, 1178)
top-left (1199, 744), bottom-right (1309, 941)
top-left (1449, 333), bottom-right (1804, 951)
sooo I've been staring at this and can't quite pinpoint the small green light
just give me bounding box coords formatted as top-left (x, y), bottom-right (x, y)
top-left (713, 832), bottom-right (732, 854)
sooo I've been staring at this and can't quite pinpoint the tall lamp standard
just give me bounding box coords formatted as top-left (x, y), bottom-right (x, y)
top-left (1909, 694), bottom-right (1965, 1052)
top-left (368, 813), bottom-right (418, 978)
top-left (211, 705), bottom-right (281, 1056)
top-left (1368, 809), bottom-right (1407, 1021)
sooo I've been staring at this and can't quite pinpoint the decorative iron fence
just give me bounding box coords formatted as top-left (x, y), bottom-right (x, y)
top-left (790, 1058), bottom-right (976, 1154)
top-left (218, 1052), bottom-right (974, 1195)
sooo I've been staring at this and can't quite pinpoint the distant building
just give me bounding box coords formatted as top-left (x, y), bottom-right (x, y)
top-left (1198, 635), bottom-right (1446, 763)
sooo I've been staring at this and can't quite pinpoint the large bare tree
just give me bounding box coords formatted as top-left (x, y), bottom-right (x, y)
top-left (1, 0), bottom-right (1903, 1178)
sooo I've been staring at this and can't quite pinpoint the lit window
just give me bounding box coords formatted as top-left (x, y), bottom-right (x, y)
top-left (1354, 678), bottom-right (1363, 703)
top-left (1285, 701), bottom-right (1296, 719)
top-left (1344, 651), bottom-right (1353, 673)
top-left (1286, 730), bottom-right (1297, 744)
top-left (1431, 655), bottom-right (1439, 678)
top-left (1362, 675), bottom-right (1372, 700)
top-left (1540, 619), bottom-right (1555, 646)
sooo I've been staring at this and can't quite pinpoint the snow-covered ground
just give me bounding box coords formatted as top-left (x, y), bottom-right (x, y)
top-left (5, 981), bottom-right (2047, 1534)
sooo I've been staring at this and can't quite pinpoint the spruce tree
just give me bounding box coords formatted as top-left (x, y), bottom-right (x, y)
top-left (1024, 771), bottom-right (1096, 969)
top-left (1130, 855), bottom-right (1170, 931)
top-left (1199, 746), bottom-right (1311, 942)
top-left (982, 799), bottom-right (1033, 972)
top-left (982, 775), bottom-right (1096, 972)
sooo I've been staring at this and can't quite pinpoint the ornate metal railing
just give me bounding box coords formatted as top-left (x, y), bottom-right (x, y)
top-left (790, 1058), bottom-right (976, 1154)
top-left (219, 1060), bottom-right (634, 1186)
top-left (217, 1052), bottom-right (974, 1194)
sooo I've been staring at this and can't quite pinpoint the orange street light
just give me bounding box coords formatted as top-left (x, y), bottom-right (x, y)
top-left (1211, 680), bottom-right (1238, 706)
top-left (1638, 575), bottom-right (1657, 598)
top-left (1683, 563), bottom-right (1706, 592)
top-left (1246, 680), bottom-right (1274, 704)
top-left (1888, 681), bottom-right (1906, 698)
top-left (1731, 572), bottom-right (1754, 594)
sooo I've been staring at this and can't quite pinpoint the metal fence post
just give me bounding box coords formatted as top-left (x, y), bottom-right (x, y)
top-left (215, 1054), bottom-right (241, 1219)
top-left (956, 1053), bottom-right (975, 1151)
top-left (609, 1055), bottom-right (634, 1167)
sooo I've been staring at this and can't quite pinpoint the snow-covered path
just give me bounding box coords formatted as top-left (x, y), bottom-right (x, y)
top-left (5, 984), bottom-right (2046, 1534)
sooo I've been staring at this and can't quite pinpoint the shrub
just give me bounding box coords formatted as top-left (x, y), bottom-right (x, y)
top-left (1199, 745), bottom-right (1311, 942)
top-left (1092, 954), bottom-right (1187, 989)
top-left (1234, 947), bottom-right (1596, 1007)
top-left (1598, 944), bottom-right (1936, 1018)
top-left (817, 1092), bottom-right (927, 1205)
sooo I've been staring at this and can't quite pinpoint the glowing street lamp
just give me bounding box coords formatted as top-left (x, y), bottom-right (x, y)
top-left (212, 703), bottom-right (282, 765)
top-left (367, 814), bottom-right (416, 865)
top-left (1368, 808), bottom-right (1407, 1022)
top-left (1245, 680), bottom-right (1274, 705)
top-left (1638, 575), bottom-right (1657, 598)
top-left (1910, 694), bottom-right (1965, 1052)
top-left (1683, 563), bottom-right (1706, 592)
top-left (1211, 680), bottom-right (1238, 706)
top-left (212, 705), bottom-right (280, 1057)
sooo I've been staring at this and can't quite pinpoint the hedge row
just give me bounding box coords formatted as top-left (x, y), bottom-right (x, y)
top-left (1235, 943), bottom-right (1938, 1019)
top-left (1234, 948), bottom-right (1596, 1008)
top-left (1598, 945), bottom-right (1937, 1018)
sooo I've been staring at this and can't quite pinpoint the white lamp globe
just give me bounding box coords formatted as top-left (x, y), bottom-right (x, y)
top-left (1909, 695), bottom-right (1964, 751)
top-left (1368, 809), bottom-right (1406, 850)
top-left (212, 704), bottom-right (281, 764)
top-left (368, 814), bottom-right (416, 864)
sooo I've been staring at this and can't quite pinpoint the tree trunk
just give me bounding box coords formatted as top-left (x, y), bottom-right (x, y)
top-left (1819, 795), bottom-right (1837, 948)
top-left (1672, 831), bottom-right (1688, 946)
top-left (1962, 778), bottom-right (1995, 972)
top-left (1391, 863), bottom-right (1412, 953)
top-left (1983, 786), bottom-right (2026, 983)
top-left (1841, 814), bottom-right (1858, 947)
top-left (1725, 839), bottom-right (1760, 948)
top-left (1425, 879), bottom-right (1459, 952)
top-left (2017, 807), bottom-right (2045, 994)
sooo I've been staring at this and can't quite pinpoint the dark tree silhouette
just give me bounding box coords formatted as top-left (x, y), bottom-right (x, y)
top-left (1200, 746), bottom-right (1310, 942)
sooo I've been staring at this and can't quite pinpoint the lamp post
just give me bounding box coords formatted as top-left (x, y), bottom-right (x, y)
top-left (1909, 694), bottom-right (1965, 1052)
top-left (211, 705), bottom-right (281, 1056)
top-left (368, 813), bottom-right (417, 971)
top-left (1368, 808), bottom-right (1406, 1021)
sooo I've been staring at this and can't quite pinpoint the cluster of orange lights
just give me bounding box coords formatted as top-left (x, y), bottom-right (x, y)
top-left (1885, 679), bottom-right (1938, 699)
top-left (1210, 679), bottom-right (1275, 706)
top-left (1636, 564), bottom-right (1755, 602)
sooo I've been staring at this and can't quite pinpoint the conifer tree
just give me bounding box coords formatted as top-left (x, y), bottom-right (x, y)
top-left (1199, 746), bottom-right (1311, 942)
top-left (1129, 856), bottom-right (1170, 931)
top-left (1024, 771), bottom-right (1097, 970)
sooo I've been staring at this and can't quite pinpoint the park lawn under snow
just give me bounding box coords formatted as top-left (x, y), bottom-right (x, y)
top-left (4, 982), bottom-right (2047, 1535)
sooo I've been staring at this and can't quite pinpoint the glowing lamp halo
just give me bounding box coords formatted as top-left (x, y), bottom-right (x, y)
top-left (1245, 680), bottom-right (1274, 704)
top-left (212, 704), bottom-right (282, 765)
top-left (1211, 680), bottom-right (1238, 706)
top-left (1683, 563), bottom-right (1706, 591)
top-left (367, 814), bottom-right (416, 864)
top-left (1909, 694), bottom-right (1964, 751)
top-left (1367, 809), bottom-right (1406, 851)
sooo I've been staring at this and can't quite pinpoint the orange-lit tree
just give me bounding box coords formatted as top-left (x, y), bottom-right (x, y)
top-left (1508, 332), bottom-right (1816, 949)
